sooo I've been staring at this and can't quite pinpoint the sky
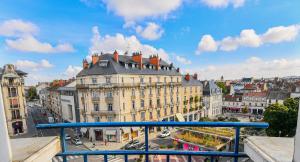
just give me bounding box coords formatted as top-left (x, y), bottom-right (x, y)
top-left (0, 0), bottom-right (300, 85)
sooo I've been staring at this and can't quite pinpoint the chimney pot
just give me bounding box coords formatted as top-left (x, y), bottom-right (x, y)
top-left (92, 54), bottom-right (99, 65)
top-left (113, 50), bottom-right (119, 62)
top-left (185, 73), bottom-right (190, 81)
top-left (193, 73), bottom-right (198, 80)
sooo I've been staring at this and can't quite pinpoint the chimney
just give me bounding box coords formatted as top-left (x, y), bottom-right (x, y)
top-left (185, 73), bottom-right (190, 81)
top-left (92, 54), bottom-right (99, 65)
top-left (113, 50), bottom-right (119, 62)
top-left (83, 59), bottom-right (89, 69)
top-left (149, 55), bottom-right (160, 70)
top-left (132, 52), bottom-right (143, 69)
top-left (176, 68), bottom-right (180, 72)
top-left (193, 73), bottom-right (198, 80)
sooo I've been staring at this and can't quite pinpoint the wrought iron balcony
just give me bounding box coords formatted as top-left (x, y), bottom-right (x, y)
top-left (36, 122), bottom-right (268, 162)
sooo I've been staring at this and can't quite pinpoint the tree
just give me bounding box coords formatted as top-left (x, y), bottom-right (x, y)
top-left (27, 87), bottom-right (38, 101)
top-left (216, 82), bottom-right (228, 95)
top-left (263, 98), bottom-right (299, 137)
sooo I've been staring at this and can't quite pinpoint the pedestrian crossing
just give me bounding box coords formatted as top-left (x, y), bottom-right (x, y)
top-left (52, 155), bottom-right (124, 162)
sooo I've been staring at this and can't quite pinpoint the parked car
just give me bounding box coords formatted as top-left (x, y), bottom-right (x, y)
top-left (158, 129), bottom-right (171, 138)
top-left (71, 137), bottom-right (83, 145)
top-left (137, 143), bottom-right (159, 150)
top-left (124, 140), bottom-right (141, 150)
top-left (65, 134), bottom-right (71, 140)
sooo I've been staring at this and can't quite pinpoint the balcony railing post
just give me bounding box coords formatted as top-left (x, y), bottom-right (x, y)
top-left (234, 127), bottom-right (240, 162)
top-left (104, 154), bottom-right (108, 162)
top-left (166, 155), bottom-right (170, 162)
top-left (210, 156), bottom-right (214, 162)
top-left (145, 125), bottom-right (149, 162)
top-left (188, 155), bottom-right (192, 162)
top-left (60, 128), bottom-right (67, 162)
top-left (83, 154), bottom-right (88, 162)
top-left (124, 154), bottom-right (128, 162)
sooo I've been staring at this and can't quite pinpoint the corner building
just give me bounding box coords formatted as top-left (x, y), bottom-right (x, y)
top-left (76, 51), bottom-right (203, 142)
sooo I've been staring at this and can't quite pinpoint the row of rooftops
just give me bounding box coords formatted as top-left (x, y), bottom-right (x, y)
top-left (224, 90), bottom-right (291, 101)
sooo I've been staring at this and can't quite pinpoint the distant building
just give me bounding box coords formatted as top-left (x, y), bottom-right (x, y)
top-left (241, 77), bottom-right (254, 84)
top-left (291, 82), bottom-right (300, 98)
top-left (267, 90), bottom-right (290, 106)
top-left (222, 95), bottom-right (243, 113)
top-left (57, 81), bottom-right (80, 123)
top-left (242, 92), bottom-right (267, 115)
top-left (202, 80), bottom-right (223, 117)
top-left (36, 82), bottom-right (50, 105)
top-left (0, 64), bottom-right (27, 136)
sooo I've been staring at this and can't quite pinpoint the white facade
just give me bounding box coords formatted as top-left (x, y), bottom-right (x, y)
top-left (60, 95), bottom-right (76, 123)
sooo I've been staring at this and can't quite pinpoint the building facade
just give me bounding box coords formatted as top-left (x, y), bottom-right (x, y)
top-left (0, 64), bottom-right (27, 136)
top-left (58, 81), bottom-right (80, 123)
top-left (242, 92), bottom-right (267, 115)
top-left (202, 80), bottom-right (223, 118)
top-left (76, 52), bottom-right (203, 142)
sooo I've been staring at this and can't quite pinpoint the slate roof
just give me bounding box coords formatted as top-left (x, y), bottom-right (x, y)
top-left (0, 67), bottom-right (27, 78)
top-left (202, 80), bottom-right (222, 96)
top-left (77, 54), bottom-right (181, 77)
top-left (182, 75), bottom-right (203, 87)
top-left (267, 91), bottom-right (290, 100)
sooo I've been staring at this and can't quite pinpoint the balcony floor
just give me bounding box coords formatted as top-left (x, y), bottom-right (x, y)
top-left (244, 136), bottom-right (294, 162)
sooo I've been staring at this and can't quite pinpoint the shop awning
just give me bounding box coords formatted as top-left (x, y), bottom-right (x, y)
top-left (106, 129), bottom-right (117, 135)
top-left (176, 113), bottom-right (185, 122)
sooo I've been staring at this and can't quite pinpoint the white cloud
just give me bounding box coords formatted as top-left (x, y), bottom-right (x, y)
top-left (135, 22), bottom-right (164, 40)
top-left (0, 19), bottom-right (38, 37)
top-left (201, 0), bottom-right (245, 8)
top-left (15, 59), bottom-right (53, 70)
top-left (196, 34), bottom-right (218, 54)
top-left (89, 26), bottom-right (170, 61)
top-left (103, 0), bottom-right (182, 22)
top-left (187, 57), bottom-right (300, 80)
top-left (262, 25), bottom-right (300, 43)
top-left (196, 24), bottom-right (300, 53)
top-left (5, 35), bottom-right (75, 53)
top-left (64, 65), bottom-right (82, 78)
top-left (175, 55), bottom-right (192, 65)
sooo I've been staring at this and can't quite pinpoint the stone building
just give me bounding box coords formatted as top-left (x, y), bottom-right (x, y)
top-left (76, 51), bottom-right (203, 142)
top-left (0, 64), bottom-right (27, 136)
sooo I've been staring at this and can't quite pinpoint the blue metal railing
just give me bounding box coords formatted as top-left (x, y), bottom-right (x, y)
top-left (36, 122), bottom-right (268, 162)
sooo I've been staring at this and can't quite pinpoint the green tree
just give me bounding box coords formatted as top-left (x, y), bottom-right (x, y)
top-left (242, 106), bottom-right (249, 114)
top-left (27, 87), bottom-right (38, 101)
top-left (216, 82), bottom-right (228, 95)
top-left (263, 98), bottom-right (299, 137)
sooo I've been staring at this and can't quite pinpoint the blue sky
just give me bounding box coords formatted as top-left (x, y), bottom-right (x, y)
top-left (1, 0), bottom-right (300, 85)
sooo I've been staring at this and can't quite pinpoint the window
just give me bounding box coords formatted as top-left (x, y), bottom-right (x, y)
top-left (68, 105), bottom-right (73, 120)
top-left (107, 116), bottom-right (113, 122)
top-left (149, 87), bottom-right (152, 95)
top-left (122, 89), bottom-right (125, 97)
top-left (123, 103), bottom-right (125, 110)
top-left (80, 78), bottom-right (84, 84)
top-left (131, 114), bottom-right (136, 122)
top-left (141, 89), bottom-right (145, 97)
top-left (92, 91), bottom-right (99, 98)
top-left (123, 116), bottom-right (126, 122)
top-left (94, 117), bottom-right (100, 122)
top-left (150, 112), bottom-right (153, 119)
top-left (177, 77), bottom-right (179, 83)
top-left (122, 77), bottom-right (124, 83)
top-left (176, 106), bottom-right (179, 112)
top-left (157, 110), bottom-right (160, 118)
top-left (92, 78), bottom-right (97, 84)
top-left (11, 110), bottom-right (20, 120)
top-left (149, 99), bottom-right (152, 107)
top-left (170, 107), bottom-right (174, 114)
top-left (108, 104), bottom-right (113, 111)
top-left (164, 77), bottom-right (166, 83)
top-left (149, 77), bottom-right (152, 83)
top-left (157, 99), bottom-right (160, 106)
top-left (8, 88), bottom-right (17, 97)
top-left (106, 77), bottom-right (111, 83)
top-left (141, 112), bottom-right (145, 121)
top-left (132, 101), bottom-right (135, 109)
top-left (164, 108), bottom-right (167, 116)
top-left (107, 91), bottom-right (113, 97)
top-left (141, 99), bottom-right (144, 108)
top-left (140, 77), bottom-right (144, 83)
top-left (132, 89), bottom-right (135, 96)
top-left (94, 103), bottom-right (99, 111)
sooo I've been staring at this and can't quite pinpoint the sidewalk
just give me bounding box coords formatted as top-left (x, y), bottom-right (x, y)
top-left (83, 132), bottom-right (160, 151)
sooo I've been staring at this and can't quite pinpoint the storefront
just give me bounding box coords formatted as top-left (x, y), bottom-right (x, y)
top-left (106, 129), bottom-right (117, 142)
top-left (12, 121), bottom-right (23, 134)
top-left (94, 129), bottom-right (103, 141)
top-left (122, 127), bottom-right (130, 141)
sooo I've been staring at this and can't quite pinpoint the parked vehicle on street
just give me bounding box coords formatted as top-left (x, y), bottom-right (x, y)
top-left (48, 116), bottom-right (54, 123)
top-left (158, 129), bottom-right (171, 138)
top-left (65, 134), bottom-right (71, 140)
top-left (124, 140), bottom-right (141, 150)
top-left (71, 137), bottom-right (83, 145)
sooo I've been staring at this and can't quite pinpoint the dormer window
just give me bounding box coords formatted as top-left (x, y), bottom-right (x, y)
top-left (99, 60), bottom-right (109, 67)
